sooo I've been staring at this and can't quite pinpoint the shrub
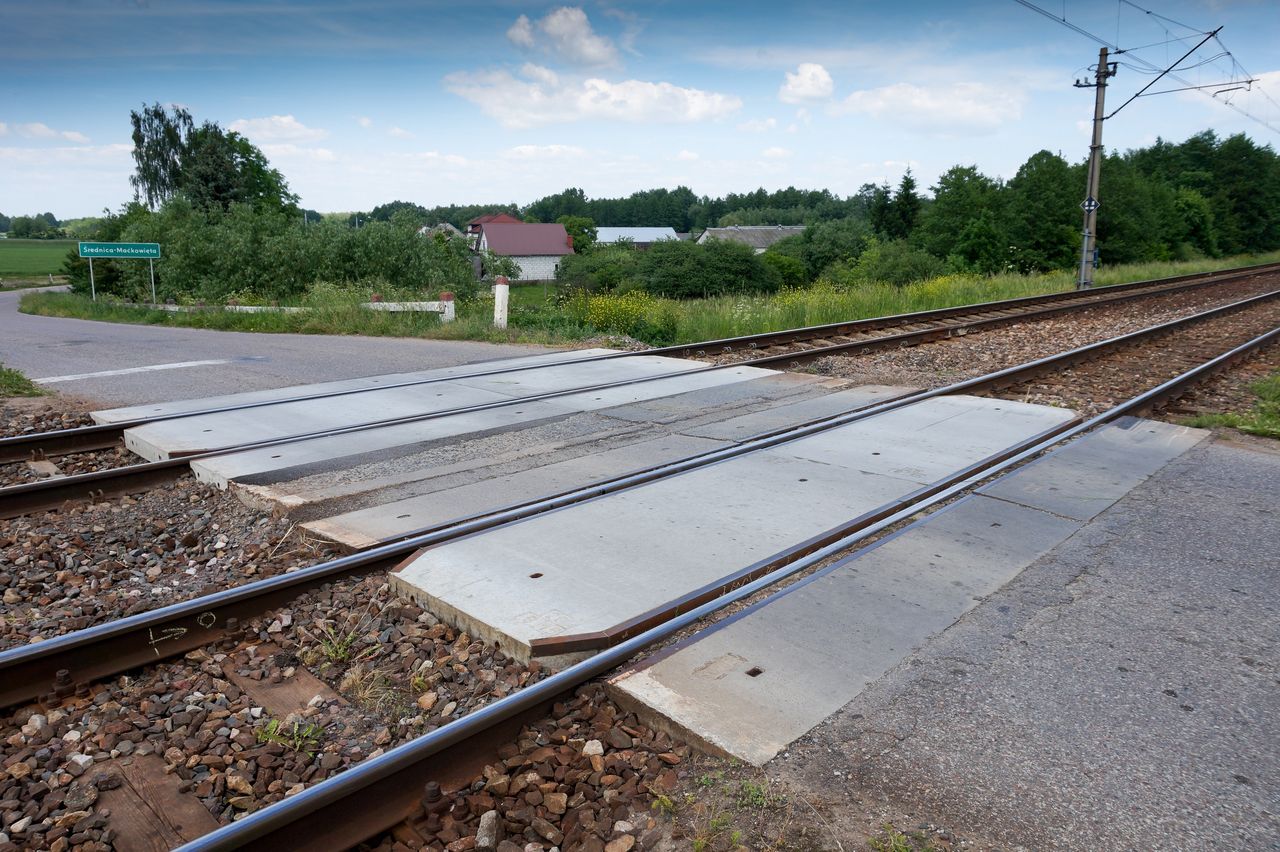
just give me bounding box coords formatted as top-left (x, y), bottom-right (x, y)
top-left (565, 290), bottom-right (678, 344)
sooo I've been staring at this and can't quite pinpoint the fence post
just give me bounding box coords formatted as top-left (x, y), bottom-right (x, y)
top-left (439, 292), bottom-right (455, 323)
top-left (493, 276), bottom-right (509, 329)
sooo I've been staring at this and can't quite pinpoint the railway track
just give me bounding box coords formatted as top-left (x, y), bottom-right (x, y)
top-left (1, 261), bottom-right (1277, 518)
top-left (0, 285), bottom-right (1274, 849)
top-left (157, 291), bottom-right (1280, 852)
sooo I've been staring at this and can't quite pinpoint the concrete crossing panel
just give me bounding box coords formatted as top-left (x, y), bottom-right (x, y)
top-left (390, 396), bottom-right (1076, 662)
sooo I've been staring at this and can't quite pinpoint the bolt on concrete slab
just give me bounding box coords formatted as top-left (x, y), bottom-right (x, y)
top-left (607, 417), bottom-right (1208, 766)
top-left (389, 395), bottom-right (1077, 664)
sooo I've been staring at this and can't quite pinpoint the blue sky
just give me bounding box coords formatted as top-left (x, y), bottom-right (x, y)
top-left (2, 0), bottom-right (1277, 218)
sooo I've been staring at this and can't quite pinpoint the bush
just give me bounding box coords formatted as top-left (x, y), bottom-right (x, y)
top-left (831, 238), bottom-right (945, 287)
top-left (555, 245), bottom-right (640, 294)
top-left (65, 199), bottom-right (489, 304)
top-left (564, 290), bottom-right (678, 345)
top-left (637, 239), bottom-right (780, 299)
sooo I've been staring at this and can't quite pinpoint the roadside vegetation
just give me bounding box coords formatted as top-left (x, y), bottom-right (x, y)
top-left (1186, 372), bottom-right (1280, 438)
top-left (0, 364), bottom-right (47, 397)
top-left (23, 251), bottom-right (1280, 346)
top-left (17, 104), bottom-right (1280, 348)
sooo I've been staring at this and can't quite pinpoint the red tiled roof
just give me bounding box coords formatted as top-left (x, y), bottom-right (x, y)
top-left (481, 223), bottom-right (575, 256)
top-left (467, 212), bottom-right (523, 227)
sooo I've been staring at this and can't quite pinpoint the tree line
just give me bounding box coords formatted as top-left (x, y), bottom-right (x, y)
top-left (2, 212), bottom-right (63, 239)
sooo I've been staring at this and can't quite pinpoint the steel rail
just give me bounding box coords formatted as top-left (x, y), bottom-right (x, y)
top-left (4, 267), bottom-right (1278, 519)
top-left (3, 259), bottom-right (1275, 464)
top-left (174, 319), bottom-right (1280, 852)
top-left (1, 288), bottom-right (1275, 709)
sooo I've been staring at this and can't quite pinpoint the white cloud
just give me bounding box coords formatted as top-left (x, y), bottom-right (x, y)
top-left (779, 63), bottom-right (833, 104)
top-left (676, 149), bottom-right (699, 161)
top-left (503, 144), bottom-right (586, 159)
top-left (507, 14), bottom-right (536, 48)
top-left (445, 65), bottom-right (741, 128)
top-left (229, 115), bottom-right (328, 143)
top-left (357, 116), bottom-right (372, 128)
top-left (0, 123), bottom-right (7, 136)
top-left (259, 143), bottom-right (337, 162)
top-left (736, 117), bottom-right (777, 132)
top-left (507, 6), bottom-right (618, 67)
top-left (15, 122), bottom-right (89, 143)
top-left (762, 146), bottom-right (792, 159)
top-left (388, 126), bottom-right (414, 139)
top-left (832, 81), bottom-right (1023, 133)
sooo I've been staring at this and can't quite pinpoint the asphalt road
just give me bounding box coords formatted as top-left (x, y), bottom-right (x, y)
top-left (775, 434), bottom-right (1280, 850)
top-left (0, 287), bottom-right (554, 407)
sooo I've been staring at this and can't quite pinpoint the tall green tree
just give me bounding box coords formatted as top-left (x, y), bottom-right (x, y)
top-left (129, 103), bottom-right (194, 209)
top-left (129, 102), bottom-right (297, 213)
top-left (915, 165), bottom-right (1003, 261)
top-left (1004, 150), bottom-right (1079, 271)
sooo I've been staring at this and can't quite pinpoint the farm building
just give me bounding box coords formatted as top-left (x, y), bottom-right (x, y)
top-left (696, 225), bottom-right (806, 253)
top-left (477, 222), bottom-right (575, 281)
top-left (595, 227), bottom-right (679, 248)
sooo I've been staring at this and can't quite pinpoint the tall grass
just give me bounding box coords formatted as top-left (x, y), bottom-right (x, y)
top-left (665, 253), bottom-right (1280, 343)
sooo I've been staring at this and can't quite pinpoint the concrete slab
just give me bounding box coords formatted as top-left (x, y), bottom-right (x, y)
top-left (92, 349), bottom-right (614, 424)
top-left (187, 365), bottom-right (772, 487)
top-left (609, 496), bottom-right (1080, 765)
top-left (678, 385), bottom-right (914, 441)
top-left (296, 383), bottom-right (916, 547)
top-left (389, 395), bottom-right (1076, 663)
top-left (303, 432), bottom-right (733, 549)
top-left (122, 352), bottom-right (715, 461)
top-left (979, 416), bottom-right (1208, 520)
top-left (608, 417), bottom-right (1210, 766)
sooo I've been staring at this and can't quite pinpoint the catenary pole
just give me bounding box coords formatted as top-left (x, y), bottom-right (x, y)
top-left (1077, 47), bottom-right (1114, 290)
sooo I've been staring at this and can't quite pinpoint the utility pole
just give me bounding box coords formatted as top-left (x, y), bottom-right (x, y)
top-left (1074, 47), bottom-right (1116, 290)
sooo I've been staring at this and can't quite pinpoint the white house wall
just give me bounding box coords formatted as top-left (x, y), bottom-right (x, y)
top-left (512, 256), bottom-right (562, 281)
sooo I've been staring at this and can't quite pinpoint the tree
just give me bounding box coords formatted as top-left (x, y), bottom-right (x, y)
top-left (915, 165), bottom-right (1003, 261)
top-left (557, 215), bottom-right (598, 253)
top-left (1004, 150), bottom-right (1079, 271)
top-left (130, 103), bottom-right (194, 208)
top-left (129, 102), bottom-right (297, 213)
top-left (868, 183), bottom-right (893, 237)
top-left (888, 170), bottom-right (922, 239)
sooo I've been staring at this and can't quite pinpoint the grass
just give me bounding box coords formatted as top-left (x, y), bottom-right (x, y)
top-left (19, 288), bottom-right (591, 345)
top-left (0, 239), bottom-right (75, 278)
top-left (17, 251), bottom-right (1280, 346)
top-left (867, 824), bottom-right (940, 852)
top-left (0, 364), bottom-right (48, 397)
top-left (256, 717), bottom-right (325, 758)
top-left (1184, 372), bottom-right (1280, 438)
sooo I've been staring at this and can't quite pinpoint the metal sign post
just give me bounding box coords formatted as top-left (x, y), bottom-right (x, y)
top-left (77, 242), bottom-right (162, 303)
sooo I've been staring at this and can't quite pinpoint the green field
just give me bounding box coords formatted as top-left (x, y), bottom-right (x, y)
top-left (0, 239), bottom-right (75, 279)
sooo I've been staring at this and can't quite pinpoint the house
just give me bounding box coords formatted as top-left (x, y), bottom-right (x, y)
top-left (696, 225), bottom-right (806, 254)
top-left (417, 222), bottom-right (465, 240)
top-left (466, 212), bottom-right (523, 235)
top-left (477, 222), bottom-right (574, 281)
top-left (595, 227), bottom-right (679, 248)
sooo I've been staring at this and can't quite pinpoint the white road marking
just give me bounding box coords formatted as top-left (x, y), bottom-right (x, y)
top-left (34, 359), bottom-right (233, 384)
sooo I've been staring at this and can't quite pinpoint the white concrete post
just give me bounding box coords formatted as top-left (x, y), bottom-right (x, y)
top-left (493, 276), bottom-right (509, 329)
top-left (439, 292), bottom-right (456, 323)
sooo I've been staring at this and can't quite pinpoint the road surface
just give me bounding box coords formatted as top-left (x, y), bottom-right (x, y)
top-left (0, 287), bottom-right (554, 406)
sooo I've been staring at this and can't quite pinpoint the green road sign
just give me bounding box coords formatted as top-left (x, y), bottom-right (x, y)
top-left (78, 242), bottom-right (161, 259)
